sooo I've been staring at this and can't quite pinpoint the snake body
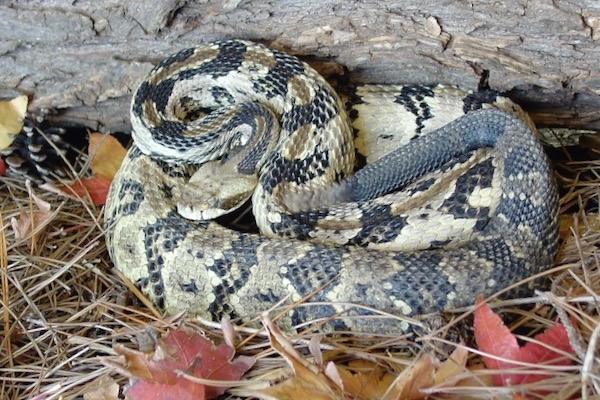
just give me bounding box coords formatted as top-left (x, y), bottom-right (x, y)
top-left (105, 40), bottom-right (559, 333)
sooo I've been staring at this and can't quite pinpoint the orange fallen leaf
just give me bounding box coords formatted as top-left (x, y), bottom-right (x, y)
top-left (474, 297), bottom-right (575, 387)
top-left (88, 133), bottom-right (127, 181)
top-left (103, 325), bottom-right (255, 400)
top-left (59, 176), bottom-right (112, 205)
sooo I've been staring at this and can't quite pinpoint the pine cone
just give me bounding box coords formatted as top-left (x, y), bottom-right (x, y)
top-left (1, 115), bottom-right (72, 184)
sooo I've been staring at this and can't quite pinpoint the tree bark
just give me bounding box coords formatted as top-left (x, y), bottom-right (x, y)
top-left (1, 0), bottom-right (599, 132)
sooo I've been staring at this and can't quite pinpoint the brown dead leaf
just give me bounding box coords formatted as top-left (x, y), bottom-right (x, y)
top-left (434, 343), bottom-right (469, 387)
top-left (0, 95), bottom-right (27, 149)
top-left (256, 376), bottom-right (342, 400)
top-left (323, 352), bottom-right (440, 400)
top-left (88, 133), bottom-right (127, 181)
top-left (334, 360), bottom-right (397, 399)
top-left (250, 315), bottom-right (473, 400)
top-left (11, 181), bottom-right (54, 246)
top-left (454, 362), bottom-right (495, 389)
top-left (221, 316), bottom-right (237, 349)
top-left (386, 354), bottom-right (437, 400)
top-left (83, 375), bottom-right (120, 400)
top-left (248, 314), bottom-right (343, 400)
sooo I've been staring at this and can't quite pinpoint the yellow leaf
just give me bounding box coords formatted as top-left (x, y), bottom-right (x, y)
top-left (88, 133), bottom-right (127, 181)
top-left (0, 95), bottom-right (28, 149)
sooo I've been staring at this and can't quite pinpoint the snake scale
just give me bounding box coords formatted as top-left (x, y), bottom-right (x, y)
top-left (105, 40), bottom-right (559, 334)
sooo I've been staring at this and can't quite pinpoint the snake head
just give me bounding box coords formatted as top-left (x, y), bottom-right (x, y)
top-left (176, 159), bottom-right (257, 220)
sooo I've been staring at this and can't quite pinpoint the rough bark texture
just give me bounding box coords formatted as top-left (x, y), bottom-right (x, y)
top-left (1, 0), bottom-right (599, 132)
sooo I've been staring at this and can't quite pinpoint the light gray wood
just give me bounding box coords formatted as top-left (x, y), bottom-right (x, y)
top-left (1, 0), bottom-right (599, 131)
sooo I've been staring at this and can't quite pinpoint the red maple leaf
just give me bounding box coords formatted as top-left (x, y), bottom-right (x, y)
top-left (0, 157), bottom-right (6, 176)
top-left (474, 297), bottom-right (574, 387)
top-left (59, 176), bottom-right (112, 205)
top-left (109, 326), bottom-right (255, 400)
top-left (125, 358), bottom-right (207, 400)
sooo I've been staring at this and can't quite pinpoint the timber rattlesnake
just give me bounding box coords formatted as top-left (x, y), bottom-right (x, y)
top-left (105, 40), bottom-right (558, 333)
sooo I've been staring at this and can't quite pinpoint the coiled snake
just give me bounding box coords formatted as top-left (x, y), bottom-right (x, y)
top-left (105, 40), bottom-right (558, 333)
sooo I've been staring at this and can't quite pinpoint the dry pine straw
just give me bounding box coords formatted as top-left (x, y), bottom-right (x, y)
top-left (0, 146), bottom-right (599, 400)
